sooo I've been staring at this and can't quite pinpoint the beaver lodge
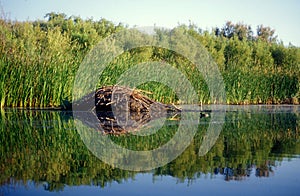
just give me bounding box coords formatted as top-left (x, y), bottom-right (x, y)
top-left (72, 85), bottom-right (182, 135)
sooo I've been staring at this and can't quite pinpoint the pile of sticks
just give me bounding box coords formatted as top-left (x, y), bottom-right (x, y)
top-left (73, 85), bottom-right (181, 134)
top-left (96, 86), bottom-right (180, 113)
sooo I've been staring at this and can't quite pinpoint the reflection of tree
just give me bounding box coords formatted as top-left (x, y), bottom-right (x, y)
top-left (215, 165), bottom-right (252, 181)
top-left (255, 161), bottom-right (275, 178)
top-left (211, 161), bottom-right (275, 181)
top-left (0, 109), bottom-right (299, 191)
top-left (154, 110), bottom-right (299, 183)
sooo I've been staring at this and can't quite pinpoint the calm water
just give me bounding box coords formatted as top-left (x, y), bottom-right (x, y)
top-left (1, 105), bottom-right (299, 196)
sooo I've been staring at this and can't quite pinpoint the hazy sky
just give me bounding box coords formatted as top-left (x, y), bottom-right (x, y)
top-left (1, 0), bottom-right (300, 46)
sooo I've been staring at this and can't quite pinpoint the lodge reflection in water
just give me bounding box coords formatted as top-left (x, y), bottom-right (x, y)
top-left (0, 108), bottom-right (299, 192)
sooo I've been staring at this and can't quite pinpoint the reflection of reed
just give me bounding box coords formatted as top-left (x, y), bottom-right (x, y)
top-left (0, 107), bottom-right (299, 191)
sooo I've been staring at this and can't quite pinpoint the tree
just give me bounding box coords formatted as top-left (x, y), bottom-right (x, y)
top-left (220, 22), bottom-right (254, 41)
top-left (252, 39), bottom-right (274, 70)
top-left (271, 44), bottom-right (285, 68)
top-left (256, 25), bottom-right (277, 43)
top-left (222, 21), bottom-right (235, 39)
top-left (44, 12), bottom-right (67, 22)
top-left (224, 36), bottom-right (252, 70)
top-left (235, 23), bottom-right (253, 41)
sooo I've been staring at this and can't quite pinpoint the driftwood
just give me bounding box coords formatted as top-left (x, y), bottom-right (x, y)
top-left (72, 85), bottom-right (181, 134)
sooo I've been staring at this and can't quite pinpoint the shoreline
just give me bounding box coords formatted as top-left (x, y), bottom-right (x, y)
top-left (1, 103), bottom-right (299, 111)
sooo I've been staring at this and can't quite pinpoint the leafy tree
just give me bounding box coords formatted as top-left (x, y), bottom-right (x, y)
top-left (221, 22), bottom-right (253, 41)
top-left (257, 24), bottom-right (277, 43)
top-left (224, 36), bottom-right (252, 70)
top-left (252, 39), bottom-right (274, 70)
top-left (271, 43), bottom-right (285, 69)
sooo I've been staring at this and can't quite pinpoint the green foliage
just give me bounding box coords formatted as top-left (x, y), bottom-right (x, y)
top-left (0, 14), bottom-right (299, 107)
top-left (0, 14), bottom-right (123, 107)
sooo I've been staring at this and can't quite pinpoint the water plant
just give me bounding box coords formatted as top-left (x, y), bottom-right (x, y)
top-left (0, 13), bottom-right (299, 107)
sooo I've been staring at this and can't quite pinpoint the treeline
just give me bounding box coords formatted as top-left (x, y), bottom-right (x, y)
top-left (187, 22), bottom-right (299, 104)
top-left (0, 13), bottom-right (299, 107)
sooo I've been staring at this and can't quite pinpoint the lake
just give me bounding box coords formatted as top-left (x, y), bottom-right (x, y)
top-left (1, 105), bottom-right (299, 196)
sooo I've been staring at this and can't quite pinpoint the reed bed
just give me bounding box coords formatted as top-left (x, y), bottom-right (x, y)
top-left (0, 14), bottom-right (299, 107)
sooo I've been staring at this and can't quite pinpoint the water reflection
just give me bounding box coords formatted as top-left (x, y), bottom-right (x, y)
top-left (213, 160), bottom-right (275, 181)
top-left (0, 106), bottom-right (299, 194)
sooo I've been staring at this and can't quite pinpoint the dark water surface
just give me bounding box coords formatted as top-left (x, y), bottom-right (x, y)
top-left (1, 105), bottom-right (299, 195)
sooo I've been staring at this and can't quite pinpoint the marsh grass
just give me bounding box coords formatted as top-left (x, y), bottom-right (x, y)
top-left (0, 15), bottom-right (299, 107)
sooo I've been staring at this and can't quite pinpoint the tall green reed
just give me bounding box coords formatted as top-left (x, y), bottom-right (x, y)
top-left (0, 16), bottom-right (299, 107)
